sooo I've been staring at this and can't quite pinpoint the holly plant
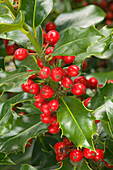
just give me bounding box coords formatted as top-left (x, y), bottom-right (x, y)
top-left (0, 0), bottom-right (113, 170)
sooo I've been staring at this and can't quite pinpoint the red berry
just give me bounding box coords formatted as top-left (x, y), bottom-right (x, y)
top-left (39, 67), bottom-right (51, 79)
top-left (110, 3), bottom-right (113, 11)
top-left (95, 120), bottom-right (100, 124)
top-left (82, 60), bottom-right (87, 71)
top-left (83, 148), bottom-right (96, 159)
top-left (40, 113), bottom-right (53, 124)
top-left (34, 101), bottom-right (42, 109)
top-left (74, 76), bottom-right (87, 86)
top-left (51, 67), bottom-right (64, 82)
top-left (100, 0), bottom-right (107, 8)
top-left (62, 56), bottom-right (75, 64)
top-left (56, 154), bottom-right (68, 162)
top-left (19, 112), bottom-right (26, 116)
top-left (45, 47), bottom-right (54, 55)
top-left (42, 29), bottom-right (46, 42)
top-left (40, 85), bottom-right (54, 99)
top-left (40, 101), bottom-right (52, 115)
top-left (3, 39), bottom-right (9, 46)
top-left (48, 124), bottom-right (60, 134)
top-left (68, 65), bottom-right (80, 77)
top-left (50, 115), bottom-right (59, 126)
top-left (21, 79), bottom-right (34, 93)
top-left (106, 11), bottom-right (113, 20)
top-left (54, 142), bottom-right (66, 155)
top-left (107, 80), bottom-right (113, 84)
top-left (6, 44), bottom-right (15, 55)
top-left (34, 93), bottom-right (44, 103)
top-left (46, 30), bottom-right (60, 45)
top-left (27, 70), bottom-right (37, 79)
top-left (93, 149), bottom-right (104, 162)
top-left (106, 20), bottom-right (112, 25)
top-left (48, 100), bottom-right (59, 111)
top-left (87, 77), bottom-right (98, 89)
top-left (37, 58), bottom-right (43, 68)
top-left (83, 97), bottom-right (92, 107)
top-left (45, 22), bottom-right (56, 32)
top-left (14, 48), bottom-right (28, 60)
top-left (70, 148), bottom-right (83, 162)
top-left (29, 83), bottom-right (40, 94)
top-left (61, 77), bottom-right (73, 88)
top-left (63, 137), bottom-right (73, 147)
top-left (72, 83), bottom-right (86, 96)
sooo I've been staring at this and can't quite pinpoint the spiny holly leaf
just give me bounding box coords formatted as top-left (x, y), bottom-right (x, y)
top-left (59, 158), bottom-right (74, 170)
top-left (77, 160), bottom-right (92, 170)
top-left (20, 164), bottom-right (37, 170)
top-left (0, 69), bottom-right (38, 94)
top-left (55, 5), bottom-right (105, 32)
top-left (52, 26), bottom-right (104, 63)
top-left (0, 152), bottom-right (14, 165)
top-left (0, 92), bottom-right (33, 135)
top-left (21, 0), bottom-right (53, 27)
top-left (31, 136), bottom-right (58, 169)
top-left (104, 137), bottom-right (113, 165)
top-left (0, 113), bottom-right (48, 155)
top-left (0, 11), bottom-right (25, 34)
top-left (57, 96), bottom-right (96, 150)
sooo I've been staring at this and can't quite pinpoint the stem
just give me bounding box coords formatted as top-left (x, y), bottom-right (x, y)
top-left (33, 0), bottom-right (37, 38)
top-left (4, 0), bottom-right (17, 18)
top-left (0, 56), bottom-right (5, 70)
top-left (28, 53), bottom-right (38, 55)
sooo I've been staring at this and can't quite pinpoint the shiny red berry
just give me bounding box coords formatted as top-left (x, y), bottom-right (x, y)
top-left (87, 77), bottom-right (98, 89)
top-left (27, 70), bottom-right (37, 79)
top-left (50, 115), bottom-right (59, 126)
top-left (56, 154), bottom-right (68, 162)
top-left (63, 137), bottom-right (73, 147)
top-left (34, 93), bottom-right (44, 103)
top-left (95, 120), bottom-right (100, 124)
top-left (62, 56), bottom-right (75, 64)
top-left (25, 138), bottom-right (33, 148)
top-left (93, 149), bottom-right (104, 162)
top-left (72, 83), bottom-right (86, 96)
top-left (51, 67), bottom-right (64, 82)
top-left (82, 60), bottom-right (87, 71)
top-left (34, 101), bottom-right (42, 109)
top-left (54, 142), bottom-right (66, 155)
top-left (40, 113), bottom-right (52, 124)
top-left (83, 148), bottom-right (96, 159)
top-left (14, 48), bottom-right (28, 60)
top-left (37, 58), bottom-right (43, 68)
top-left (46, 30), bottom-right (60, 45)
top-left (83, 97), bottom-right (92, 107)
top-left (70, 148), bottom-right (83, 162)
top-left (40, 85), bottom-right (54, 99)
top-left (21, 79), bottom-right (34, 93)
top-left (39, 67), bottom-right (51, 79)
top-left (29, 83), bottom-right (40, 94)
top-left (45, 22), bottom-right (56, 32)
top-left (48, 100), bottom-right (59, 111)
top-left (48, 124), bottom-right (60, 134)
top-left (61, 77), bottom-right (73, 88)
top-left (74, 76), bottom-right (87, 86)
top-left (67, 65), bottom-right (80, 77)
top-left (6, 44), bottom-right (15, 55)
top-left (45, 47), bottom-right (54, 55)
top-left (19, 112), bottom-right (26, 116)
top-left (40, 101), bottom-right (52, 115)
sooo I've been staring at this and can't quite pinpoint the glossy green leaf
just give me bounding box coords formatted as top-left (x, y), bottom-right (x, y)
top-left (52, 26), bottom-right (104, 63)
top-left (0, 92), bottom-right (33, 135)
top-left (77, 160), bottom-right (92, 170)
top-left (31, 136), bottom-right (58, 169)
top-left (104, 137), bottom-right (113, 165)
top-left (21, 0), bottom-right (53, 27)
top-left (0, 11), bottom-right (25, 34)
top-left (55, 5), bottom-right (105, 32)
top-left (20, 164), bottom-right (37, 170)
top-left (60, 158), bottom-right (74, 170)
top-left (57, 96), bottom-right (96, 150)
top-left (0, 152), bottom-right (14, 165)
top-left (0, 5), bottom-right (9, 15)
top-left (0, 70), bottom-right (38, 93)
top-left (0, 113), bottom-right (48, 154)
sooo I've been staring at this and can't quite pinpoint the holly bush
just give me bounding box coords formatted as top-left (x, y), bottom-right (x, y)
top-left (0, 0), bottom-right (113, 170)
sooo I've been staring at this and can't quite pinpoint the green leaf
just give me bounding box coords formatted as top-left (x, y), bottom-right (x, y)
top-left (55, 5), bottom-right (105, 32)
top-left (0, 152), bottom-right (14, 165)
top-left (20, 164), bottom-right (37, 170)
top-left (0, 69), bottom-right (38, 94)
top-left (57, 96), bottom-right (96, 150)
top-left (21, 0), bottom-right (53, 27)
top-left (36, 25), bottom-right (43, 48)
top-left (0, 92), bottom-right (33, 135)
top-left (52, 26), bottom-right (104, 63)
top-left (77, 160), bottom-right (92, 170)
top-left (0, 113), bottom-right (48, 154)
top-left (104, 137), bottom-right (113, 165)
top-left (0, 5), bottom-right (9, 15)
top-left (59, 158), bottom-right (74, 170)
top-left (0, 11), bottom-right (25, 34)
